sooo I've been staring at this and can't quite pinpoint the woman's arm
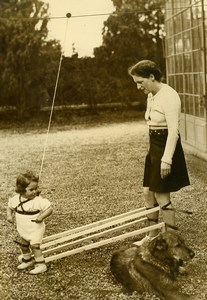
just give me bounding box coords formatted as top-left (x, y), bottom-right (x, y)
top-left (161, 92), bottom-right (181, 165)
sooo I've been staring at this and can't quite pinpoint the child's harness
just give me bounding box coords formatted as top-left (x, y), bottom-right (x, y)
top-left (15, 196), bottom-right (40, 215)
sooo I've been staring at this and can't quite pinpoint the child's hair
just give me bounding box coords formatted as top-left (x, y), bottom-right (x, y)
top-left (15, 171), bottom-right (39, 194)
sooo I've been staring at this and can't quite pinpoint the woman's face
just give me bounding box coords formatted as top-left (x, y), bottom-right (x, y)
top-left (132, 75), bottom-right (154, 94)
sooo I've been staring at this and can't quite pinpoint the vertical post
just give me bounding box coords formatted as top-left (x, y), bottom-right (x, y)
top-left (201, 0), bottom-right (207, 149)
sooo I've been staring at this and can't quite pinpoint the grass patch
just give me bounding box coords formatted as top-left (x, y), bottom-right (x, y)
top-left (0, 122), bottom-right (206, 300)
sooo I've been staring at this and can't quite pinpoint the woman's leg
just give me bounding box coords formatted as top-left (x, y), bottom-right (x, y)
top-left (143, 187), bottom-right (159, 238)
top-left (155, 192), bottom-right (176, 230)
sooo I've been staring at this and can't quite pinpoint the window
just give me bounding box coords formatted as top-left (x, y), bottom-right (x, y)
top-left (165, 0), bottom-right (205, 117)
top-left (182, 9), bottom-right (191, 30)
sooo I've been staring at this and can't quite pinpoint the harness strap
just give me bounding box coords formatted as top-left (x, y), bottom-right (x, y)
top-left (22, 257), bottom-right (33, 263)
top-left (17, 197), bottom-right (32, 211)
top-left (146, 204), bottom-right (159, 208)
top-left (166, 223), bottom-right (179, 231)
top-left (161, 201), bottom-right (192, 215)
top-left (14, 240), bottom-right (30, 248)
top-left (15, 210), bottom-right (40, 215)
top-left (30, 245), bottom-right (41, 249)
top-left (161, 201), bottom-right (172, 209)
top-left (15, 196), bottom-right (40, 215)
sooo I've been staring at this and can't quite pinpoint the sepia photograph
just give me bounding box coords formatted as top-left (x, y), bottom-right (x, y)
top-left (0, 0), bottom-right (206, 299)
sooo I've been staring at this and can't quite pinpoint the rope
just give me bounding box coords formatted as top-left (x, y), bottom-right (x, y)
top-left (39, 14), bottom-right (71, 180)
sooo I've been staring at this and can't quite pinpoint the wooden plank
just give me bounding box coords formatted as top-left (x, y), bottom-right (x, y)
top-left (42, 207), bottom-right (160, 249)
top-left (43, 207), bottom-right (146, 243)
top-left (43, 217), bottom-right (147, 255)
top-left (45, 222), bottom-right (165, 263)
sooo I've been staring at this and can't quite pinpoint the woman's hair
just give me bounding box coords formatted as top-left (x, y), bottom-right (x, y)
top-left (15, 170), bottom-right (39, 194)
top-left (128, 60), bottom-right (162, 81)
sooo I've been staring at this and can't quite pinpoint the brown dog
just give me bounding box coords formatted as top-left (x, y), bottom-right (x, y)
top-left (110, 232), bottom-right (199, 300)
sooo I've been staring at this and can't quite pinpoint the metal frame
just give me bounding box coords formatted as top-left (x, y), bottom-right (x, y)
top-left (165, 0), bottom-right (207, 152)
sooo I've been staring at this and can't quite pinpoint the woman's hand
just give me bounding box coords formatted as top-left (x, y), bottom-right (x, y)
top-left (161, 161), bottom-right (171, 179)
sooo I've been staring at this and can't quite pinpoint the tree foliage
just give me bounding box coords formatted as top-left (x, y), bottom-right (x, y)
top-left (88, 0), bottom-right (165, 107)
top-left (45, 0), bottom-right (166, 109)
top-left (0, 0), bottom-right (165, 117)
top-left (0, 0), bottom-right (61, 117)
top-left (108, 0), bottom-right (164, 66)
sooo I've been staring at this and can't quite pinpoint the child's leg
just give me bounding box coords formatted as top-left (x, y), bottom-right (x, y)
top-left (19, 237), bottom-right (30, 254)
top-left (17, 238), bottom-right (34, 270)
top-left (29, 243), bottom-right (47, 274)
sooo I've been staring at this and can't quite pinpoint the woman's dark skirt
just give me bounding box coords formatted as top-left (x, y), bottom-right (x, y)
top-left (143, 130), bottom-right (190, 193)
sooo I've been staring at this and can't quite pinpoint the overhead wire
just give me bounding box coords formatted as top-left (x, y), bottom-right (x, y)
top-left (48, 4), bottom-right (203, 20)
top-left (38, 15), bottom-right (71, 180)
top-left (1, 2), bottom-right (205, 21)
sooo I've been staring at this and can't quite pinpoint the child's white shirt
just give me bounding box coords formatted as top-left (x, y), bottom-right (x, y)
top-left (8, 194), bottom-right (51, 213)
top-left (8, 194), bottom-right (51, 244)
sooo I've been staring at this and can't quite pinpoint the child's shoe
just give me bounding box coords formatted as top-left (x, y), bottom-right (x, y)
top-left (17, 258), bottom-right (34, 270)
top-left (29, 263), bottom-right (47, 274)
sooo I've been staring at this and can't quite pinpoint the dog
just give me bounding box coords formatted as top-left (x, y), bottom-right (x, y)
top-left (110, 232), bottom-right (200, 300)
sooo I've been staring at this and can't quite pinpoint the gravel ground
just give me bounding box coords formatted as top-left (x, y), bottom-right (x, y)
top-left (0, 121), bottom-right (206, 300)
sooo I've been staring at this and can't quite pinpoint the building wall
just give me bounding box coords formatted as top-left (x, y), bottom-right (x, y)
top-left (165, 0), bottom-right (207, 153)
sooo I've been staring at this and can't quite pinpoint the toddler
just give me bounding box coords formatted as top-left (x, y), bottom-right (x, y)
top-left (7, 170), bottom-right (53, 274)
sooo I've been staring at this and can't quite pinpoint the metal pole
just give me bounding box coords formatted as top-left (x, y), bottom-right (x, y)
top-left (201, 0), bottom-right (207, 150)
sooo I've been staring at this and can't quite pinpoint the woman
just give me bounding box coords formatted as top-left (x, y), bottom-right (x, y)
top-left (128, 60), bottom-right (190, 245)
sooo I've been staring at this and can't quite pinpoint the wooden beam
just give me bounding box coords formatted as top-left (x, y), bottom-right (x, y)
top-left (42, 207), bottom-right (160, 249)
top-left (45, 222), bottom-right (165, 263)
top-left (43, 217), bottom-right (147, 255)
top-left (43, 207), bottom-right (147, 243)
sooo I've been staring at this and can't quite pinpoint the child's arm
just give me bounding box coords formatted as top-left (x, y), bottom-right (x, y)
top-left (7, 207), bottom-right (14, 223)
top-left (32, 206), bottom-right (53, 223)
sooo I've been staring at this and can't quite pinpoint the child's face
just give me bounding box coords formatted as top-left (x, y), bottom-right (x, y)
top-left (23, 181), bottom-right (39, 199)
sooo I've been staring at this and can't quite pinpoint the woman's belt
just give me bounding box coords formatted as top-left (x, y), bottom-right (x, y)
top-left (149, 128), bottom-right (168, 135)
